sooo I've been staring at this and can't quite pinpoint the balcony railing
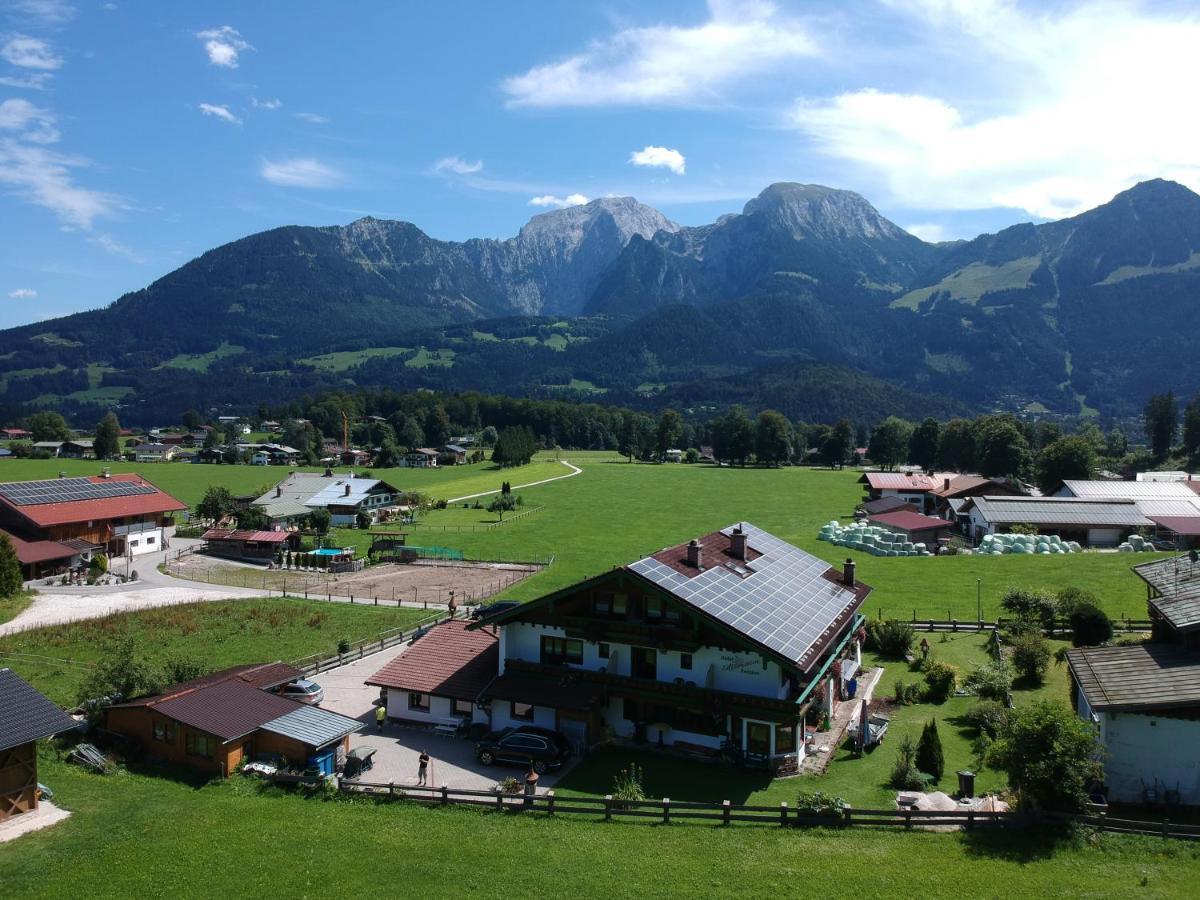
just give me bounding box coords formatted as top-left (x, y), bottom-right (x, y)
top-left (112, 521), bottom-right (158, 536)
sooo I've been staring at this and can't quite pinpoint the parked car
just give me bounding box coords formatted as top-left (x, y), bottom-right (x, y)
top-left (475, 726), bottom-right (571, 774)
top-left (470, 600), bottom-right (521, 620)
top-left (279, 678), bottom-right (324, 705)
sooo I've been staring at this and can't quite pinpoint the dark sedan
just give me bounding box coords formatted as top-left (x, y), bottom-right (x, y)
top-left (474, 726), bottom-right (571, 774)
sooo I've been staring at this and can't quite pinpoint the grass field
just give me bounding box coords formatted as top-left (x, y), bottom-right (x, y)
top-left (0, 590), bottom-right (33, 628)
top-left (297, 347), bottom-right (412, 372)
top-left (555, 633), bottom-right (1069, 808)
top-left (1, 753), bottom-right (1195, 899)
top-left (0, 598), bottom-right (431, 705)
top-left (0, 454), bottom-right (1166, 619)
top-left (156, 341), bottom-right (246, 372)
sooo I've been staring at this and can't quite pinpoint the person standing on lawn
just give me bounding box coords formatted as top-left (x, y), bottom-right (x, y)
top-left (375, 703), bottom-right (386, 731)
top-left (418, 750), bottom-right (430, 786)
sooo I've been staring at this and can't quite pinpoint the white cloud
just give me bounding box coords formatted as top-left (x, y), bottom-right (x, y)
top-left (294, 111), bottom-right (329, 124)
top-left (791, 2), bottom-right (1200, 219)
top-left (432, 155), bottom-right (483, 175)
top-left (528, 193), bottom-right (589, 208)
top-left (629, 145), bottom-right (686, 175)
top-left (88, 233), bottom-right (140, 261)
top-left (904, 223), bottom-right (949, 243)
top-left (196, 25), bottom-right (251, 68)
top-left (260, 156), bottom-right (344, 188)
top-left (1, 34), bottom-right (62, 70)
top-left (8, 287), bottom-right (37, 299)
top-left (10, 1), bottom-right (74, 23)
top-left (251, 96), bottom-right (281, 110)
top-left (0, 138), bottom-right (118, 228)
top-left (503, 0), bottom-right (816, 108)
top-left (0, 97), bottom-right (58, 142)
top-left (198, 102), bottom-right (241, 125)
top-left (0, 72), bottom-right (52, 89)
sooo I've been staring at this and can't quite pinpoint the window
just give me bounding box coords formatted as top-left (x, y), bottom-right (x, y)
top-left (511, 701), bottom-right (534, 721)
top-left (680, 653), bottom-right (693, 671)
top-left (186, 733), bottom-right (213, 759)
top-left (452, 698), bottom-right (473, 716)
top-left (598, 643), bottom-right (610, 659)
top-left (153, 720), bottom-right (175, 743)
top-left (408, 692), bottom-right (430, 711)
top-left (146, 536), bottom-right (156, 545)
top-left (645, 595), bottom-right (680, 623)
top-left (540, 636), bottom-right (583, 666)
top-left (593, 591), bottom-right (628, 617)
top-left (775, 724), bottom-right (796, 754)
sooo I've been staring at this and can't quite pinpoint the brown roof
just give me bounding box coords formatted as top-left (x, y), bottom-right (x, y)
top-left (365, 621), bottom-right (498, 700)
top-left (928, 474), bottom-right (990, 498)
top-left (1147, 515), bottom-right (1200, 536)
top-left (201, 528), bottom-right (291, 543)
top-left (868, 510), bottom-right (953, 534)
top-left (857, 472), bottom-right (937, 492)
top-left (650, 530), bottom-right (763, 578)
top-left (2, 529), bottom-right (77, 565)
top-left (480, 672), bottom-right (605, 712)
top-left (1067, 643), bottom-right (1200, 711)
top-left (151, 680), bottom-right (301, 741)
top-left (110, 661), bottom-right (303, 709)
top-left (0, 474), bottom-right (186, 529)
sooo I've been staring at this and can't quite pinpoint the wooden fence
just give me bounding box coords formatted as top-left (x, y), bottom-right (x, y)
top-left (403, 505), bottom-right (545, 533)
top-left (289, 611), bottom-right (460, 676)
top-left (338, 782), bottom-right (1200, 839)
top-left (886, 616), bottom-right (1153, 635)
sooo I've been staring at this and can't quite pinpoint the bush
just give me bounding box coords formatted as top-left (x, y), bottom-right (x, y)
top-left (889, 736), bottom-right (932, 790)
top-left (865, 619), bottom-right (914, 659)
top-left (1009, 631), bottom-right (1051, 683)
top-left (988, 701), bottom-right (1102, 812)
top-left (964, 700), bottom-right (1011, 740)
top-left (337, 638), bottom-right (351, 655)
top-left (963, 662), bottom-right (1013, 701)
top-left (915, 719), bottom-right (945, 782)
top-left (611, 763), bottom-right (646, 803)
top-left (1069, 602), bottom-right (1113, 647)
top-left (684, 447), bottom-right (700, 464)
top-left (794, 791), bottom-right (847, 816)
top-left (1055, 587), bottom-right (1099, 620)
top-left (1000, 587), bottom-right (1057, 630)
top-left (922, 660), bottom-right (958, 703)
top-left (90, 553), bottom-right (109, 575)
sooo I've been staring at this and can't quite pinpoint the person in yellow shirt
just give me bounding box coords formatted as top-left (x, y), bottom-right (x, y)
top-left (375, 702), bottom-right (386, 731)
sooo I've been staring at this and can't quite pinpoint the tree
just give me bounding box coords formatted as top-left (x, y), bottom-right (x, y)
top-left (910, 417), bottom-right (941, 472)
top-left (423, 404), bottom-right (452, 449)
top-left (238, 505), bottom-right (269, 531)
top-left (308, 507), bottom-right (331, 534)
top-left (492, 426), bottom-right (535, 467)
top-left (711, 407), bottom-right (754, 466)
top-left (1000, 587), bottom-right (1057, 630)
top-left (79, 632), bottom-right (161, 705)
top-left (988, 701), bottom-right (1102, 812)
top-left (480, 425), bottom-right (498, 448)
top-left (282, 420), bottom-right (323, 464)
top-left (654, 409), bottom-right (684, 460)
top-left (820, 419), bottom-right (854, 469)
top-left (1143, 391), bottom-right (1178, 460)
top-left (397, 418), bottom-right (425, 453)
top-left (181, 409), bottom-right (203, 430)
top-left (867, 416), bottom-right (914, 470)
top-left (488, 492), bottom-right (517, 521)
top-left (196, 485), bottom-right (235, 522)
top-left (374, 437), bottom-right (402, 468)
top-left (936, 418), bottom-right (975, 471)
top-left (25, 411), bottom-right (71, 443)
top-left (754, 410), bottom-right (792, 466)
top-left (1183, 394), bottom-right (1200, 463)
top-left (915, 719), bottom-right (945, 782)
top-left (1034, 435), bottom-right (1096, 495)
top-left (203, 428), bottom-right (219, 450)
top-left (1068, 603), bottom-right (1113, 647)
top-left (1010, 631), bottom-right (1051, 684)
top-left (0, 532), bottom-right (22, 597)
top-left (1103, 428), bottom-right (1128, 460)
top-left (94, 411), bottom-right (121, 460)
top-left (973, 416), bottom-right (1031, 478)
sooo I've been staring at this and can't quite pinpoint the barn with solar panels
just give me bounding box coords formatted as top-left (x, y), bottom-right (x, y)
top-left (0, 474), bottom-right (187, 579)
top-left (466, 523), bottom-right (870, 769)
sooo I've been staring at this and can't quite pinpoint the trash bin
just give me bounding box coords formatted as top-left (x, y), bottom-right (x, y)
top-left (957, 770), bottom-right (976, 798)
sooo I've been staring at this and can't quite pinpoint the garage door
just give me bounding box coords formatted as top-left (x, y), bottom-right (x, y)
top-left (557, 719), bottom-right (588, 757)
top-left (1087, 528), bottom-right (1123, 547)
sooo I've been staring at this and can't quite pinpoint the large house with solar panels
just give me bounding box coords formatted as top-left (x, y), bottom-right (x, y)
top-left (1066, 555), bottom-right (1200, 805)
top-left (0, 474), bottom-right (187, 579)
top-left (430, 523), bottom-right (870, 768)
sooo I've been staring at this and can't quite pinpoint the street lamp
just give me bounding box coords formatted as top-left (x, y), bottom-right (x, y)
top-left (976, 577), bottom-right (982, 623)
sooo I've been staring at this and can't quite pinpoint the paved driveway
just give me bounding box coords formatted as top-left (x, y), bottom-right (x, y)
top-left (316, 641), bottom-right (572, 792)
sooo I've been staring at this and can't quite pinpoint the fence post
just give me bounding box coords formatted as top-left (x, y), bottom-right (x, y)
top-left (905, 808), bottom-right (913, 829)
top-left (662, 797), bottom-right (671, 824)
top-left (496, 789), bottom-right (504, 811)
top-left (951, 619), bottom-right (958, 633)
top-left (722, 799), bottom-right (730, 826)
top-left (967, 809), bottom-right (974, 830)
top-left (388, 781), bottom-right (394, 797)
top-left (547, 790), bottom-right (555, 815)
top-left (604, 794), bottom-right (613, 821)
top-left (780, 801), bottom-right (788, 827)
top-left (441, 784), bottom-right (449, 806)
top-left (1163, 816), bottom-right (1170, 838)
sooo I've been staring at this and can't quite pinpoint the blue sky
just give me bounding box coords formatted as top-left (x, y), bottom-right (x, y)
top-left (3, 0), bottom-right (1200, 327)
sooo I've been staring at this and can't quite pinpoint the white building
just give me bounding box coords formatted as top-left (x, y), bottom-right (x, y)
top-left (252, 471), bottom-right (404, 526)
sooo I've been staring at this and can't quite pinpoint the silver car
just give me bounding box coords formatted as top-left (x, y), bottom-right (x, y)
top-left (280, 679), bottom-right (323, 705)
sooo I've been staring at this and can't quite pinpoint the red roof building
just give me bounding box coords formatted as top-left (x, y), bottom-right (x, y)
top-left (868, 510), bottom-right (955, 540)
top-left (366, 621), bottom-right (498, 725)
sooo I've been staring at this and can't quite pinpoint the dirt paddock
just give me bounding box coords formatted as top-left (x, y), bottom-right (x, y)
top-left (168, 552), bottom-right (539, 606)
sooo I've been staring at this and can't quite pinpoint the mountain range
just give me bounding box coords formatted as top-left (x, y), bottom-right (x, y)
top-left (2, 178), bottom-right (1199, 425)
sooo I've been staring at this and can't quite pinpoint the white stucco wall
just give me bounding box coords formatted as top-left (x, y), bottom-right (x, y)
top-left (385, 691), bottom-right (479, 724)
top-left (489, 700), bottom-right (556, 733)
top-left (1099, 711), bottom-right (1200, 804)
top-left (125, 527), bottom-right (164, 557)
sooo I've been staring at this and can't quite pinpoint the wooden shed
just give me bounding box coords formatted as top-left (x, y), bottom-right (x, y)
top-left (0, 668), bottom-right (77, 822)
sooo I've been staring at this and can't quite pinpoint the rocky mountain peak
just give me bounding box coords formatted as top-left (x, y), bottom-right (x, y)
top-left (742, 182), bottom-right (912, 242)
top-left (517, 196), bottom-right (678, 251)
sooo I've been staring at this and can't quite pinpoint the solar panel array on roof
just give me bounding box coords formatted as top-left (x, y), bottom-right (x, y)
top-left (0, 477), bottom-right (158, 507)
top-left (628, 523), bottom-right (862, 669)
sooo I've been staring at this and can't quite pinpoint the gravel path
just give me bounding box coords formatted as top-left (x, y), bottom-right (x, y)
top-left (446, 459), bottom-right (582, 503)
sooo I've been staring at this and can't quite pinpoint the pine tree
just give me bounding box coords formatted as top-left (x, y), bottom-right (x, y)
top-left (0, 533), bottom-right (22, 597)
top-left (915, 718), bottom-right (945, 782)
top-left (94, 411), bottom-right (121, 460)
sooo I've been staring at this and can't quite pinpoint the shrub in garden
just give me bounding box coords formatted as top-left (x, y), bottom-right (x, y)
top-left (794, 791), bottom-right (847, 816)
top-left (915, 719), bottom-right (945, 782)
top-left (889, 736), bottom-right (932, 790)
top-left (964, 700), bottom-right (1011, 740)
top-left (988, 701), bottom-right (1102, 812)
top-left (1068, 602), bottom-right (1113, 647)
top-left (1055, 587), bottom-right (1099, 620)
top-left (999, 586), bottom-right (1057, 630)
top-left (865, 619), bottom-right (915, 659)
top-left (904, 682), bottom-right (922, 704)
top-left (922, 660), bottom-right (958, 702)
top-left (1009, 631), bottom-right (1051, 684)
top-left (963, 662), bottom-right (1013, 701)
top-left (611, 763), bottom-right (646, 804)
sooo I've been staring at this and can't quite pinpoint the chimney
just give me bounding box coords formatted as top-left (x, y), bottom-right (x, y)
top-left (944, 477), bottom-right (951, 490)
top-left (843, 558), bottom-right (857, 588)
top-left (275, 486), bottom-right (282, 498)
top-left (730, 526), bottom-right (747, 560)
top-left (344, 484), bottom-right (352, 497)
top-left (686, 538), bottom-right (703, 569)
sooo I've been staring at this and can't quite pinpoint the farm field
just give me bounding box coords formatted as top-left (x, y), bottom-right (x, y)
top-left (0, 598), bottom-right (431, 705)
top-left (2, 755), bottom-right (1197, 899)
top-left (0, 454), bottom-right (1166, 619)
top-left (554, 633), bottom-right (1071, 809)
